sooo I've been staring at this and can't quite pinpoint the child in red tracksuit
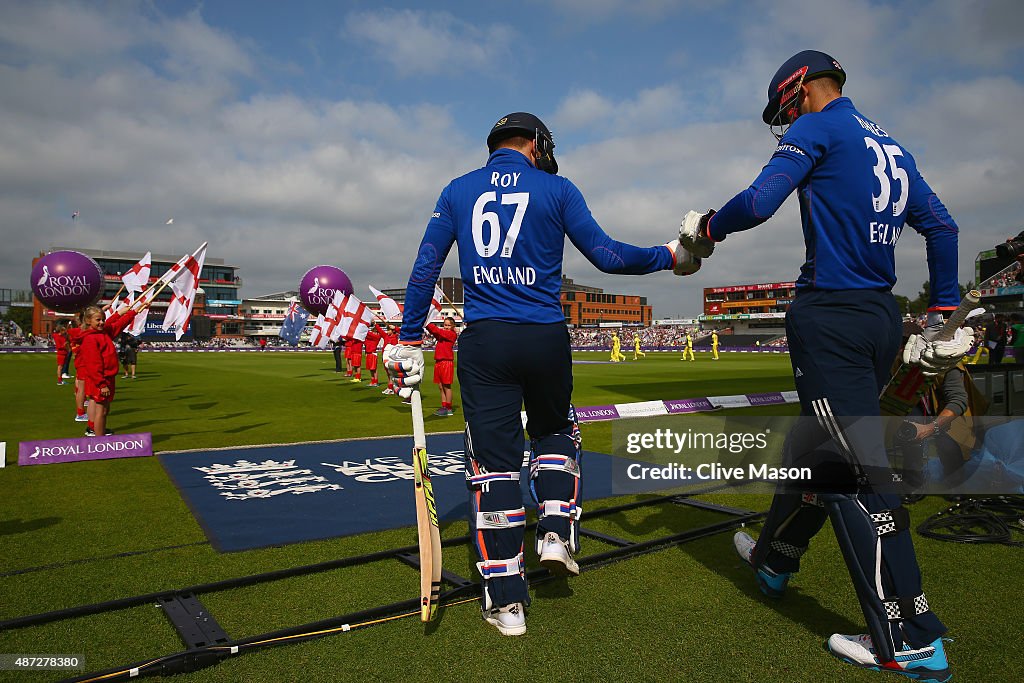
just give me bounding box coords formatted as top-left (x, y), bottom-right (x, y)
top-left (78, 306), bottom-right (121, 436)
top-left (377, 323), bottom-right (399, 395)
top-left (364, 324), bottom-right (383, 387)
top-left (71, 305), bottom-right (139, 431)
top-left (54, 325), bottom-right (69, 385)
top-left (426, 317), bottom-right (458, 417)
top-left (68, 315), bottom-right (89, 422)
top-left (347, 337), bottom-right (364, 382)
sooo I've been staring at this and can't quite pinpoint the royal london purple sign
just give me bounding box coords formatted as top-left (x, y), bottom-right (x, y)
top-left (19, 433), bottom-right (153, 466)
top-left (664, 397), bottom-right (716, 414)
top-left (298, 265), bottom-right (353, 316)
top-left (30, 250), bottom-right (104, 313)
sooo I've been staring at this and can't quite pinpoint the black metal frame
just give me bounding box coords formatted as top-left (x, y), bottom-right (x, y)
top-left (964, 362), bottom-right (1024, 415)
top-left (0, 492), bottom-right (763, 683)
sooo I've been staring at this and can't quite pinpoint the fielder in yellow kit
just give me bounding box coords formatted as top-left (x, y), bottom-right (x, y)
top-left (633, 333), bottom-right (646, 360)
top-left (681, 332), bottom-right (695, 361)
top-left (610, 332), bottom-right (626, 362)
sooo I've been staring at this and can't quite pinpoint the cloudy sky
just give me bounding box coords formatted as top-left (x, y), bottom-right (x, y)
top-left (2, 0), bottom-right (1021, 317)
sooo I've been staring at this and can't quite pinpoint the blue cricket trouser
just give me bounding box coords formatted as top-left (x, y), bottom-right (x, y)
top-left (755, 289), bottom-right (945, 657)
top-left (457, 321), bottom-right (580, 608)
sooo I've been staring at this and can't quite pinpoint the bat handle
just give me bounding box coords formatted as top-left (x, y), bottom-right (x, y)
top-left (411, 387), bottom-right (427, 450)
top-left (932, 290), bottom-right (980, 342)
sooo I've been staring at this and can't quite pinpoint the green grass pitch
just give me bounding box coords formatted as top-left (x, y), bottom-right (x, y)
top-left (0, 350), bottom-right (1020, 682)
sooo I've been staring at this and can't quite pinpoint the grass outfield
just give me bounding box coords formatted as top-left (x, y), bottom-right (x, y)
top-left (1, 350), bottom-right (1020, 682)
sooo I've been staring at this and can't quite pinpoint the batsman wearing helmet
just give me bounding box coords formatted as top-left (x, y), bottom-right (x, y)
top-left (387, 112), bottom-right (695, 636)
top-left (678, 51), bottom-right (970, 682)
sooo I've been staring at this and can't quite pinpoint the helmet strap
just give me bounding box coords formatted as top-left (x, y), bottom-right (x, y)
top-left (533, 127), bottom-right (558, 174)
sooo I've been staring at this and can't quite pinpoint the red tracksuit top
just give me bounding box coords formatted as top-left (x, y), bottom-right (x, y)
top-left (376, 324), bottom-right (398, 347)
top-left (426, 323), bottom-right (457, 362)
top-left (364, 328), bottom-right (382, 354)
top-left (78, 328), bottom-right (119, 391)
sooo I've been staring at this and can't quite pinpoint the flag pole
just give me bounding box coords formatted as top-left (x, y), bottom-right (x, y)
top-left (436, 285), bottom-right (462, 321)
top-left (103, 284), bottom-right (126, 310)
top-left (135, 241), bottom-right (208, 305)
top-left (130, 277), bottom-right (173, 313)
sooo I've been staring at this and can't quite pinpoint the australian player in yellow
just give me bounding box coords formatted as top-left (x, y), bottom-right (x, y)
top-left (711, 330), bottom-right (719, 360)
top-left (632, 333), bottom-right (646, 360)
top-left (681, 331), bottom-right (695, 361)
top-left (610, 332), bottom-right (625, 362)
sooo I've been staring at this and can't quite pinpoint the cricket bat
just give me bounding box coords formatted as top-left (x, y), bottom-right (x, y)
top-left (410, 387), bottom-right (442, 621)
top-left (879, 290), bottom-right (980, 416)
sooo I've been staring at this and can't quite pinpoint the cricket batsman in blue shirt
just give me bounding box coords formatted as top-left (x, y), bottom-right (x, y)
top-left (679, 51), bottom-right (972, 682)
top-left (386, 112), bottom-right (697, 636)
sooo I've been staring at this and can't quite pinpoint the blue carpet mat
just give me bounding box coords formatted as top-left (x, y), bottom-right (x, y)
top-left (160, 433), bottom-right (622, 552)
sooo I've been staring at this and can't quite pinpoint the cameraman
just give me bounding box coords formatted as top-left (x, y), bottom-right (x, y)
top-left (1010, 313), bottom-right (1024, 362)
top-left (984, 315), bottom-right (1008, 365)
top-left (897, 320), bottom-right (976, 485)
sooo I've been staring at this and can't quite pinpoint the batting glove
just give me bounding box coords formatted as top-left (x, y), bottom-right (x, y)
top-left (921, 326), bottom-right (973, 373)
top-left (665, 239), bottom-right (702, 276)
top-left (679, 209), bottom-right (717, 259)
top-left (384, 343), bottom-right (424, 395)
top-left (902, 327), bottom-right (973, 377)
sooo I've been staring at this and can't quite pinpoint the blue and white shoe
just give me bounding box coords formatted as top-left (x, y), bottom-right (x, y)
top-left (827, 634), bottom-right (951, 683)
top-left (74, 414), bottom-right (88, 422)
top-left (733, 530), bottom-right (791, 598)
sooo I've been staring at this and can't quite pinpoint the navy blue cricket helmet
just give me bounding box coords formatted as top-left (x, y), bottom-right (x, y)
top-left (762, 50), bottom-right (847, 126)
top-left (486, 112), bottom-right (558, 174)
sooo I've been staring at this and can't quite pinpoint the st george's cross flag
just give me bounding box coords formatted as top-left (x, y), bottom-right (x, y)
top-left (335, 293), bottom-right (376, 341)
top-left (368, 284), bottom-right (403, 321)
top-left (121, 252), bottom-right (152, 294)
top-left (162, 243), bottom-right (207, 340)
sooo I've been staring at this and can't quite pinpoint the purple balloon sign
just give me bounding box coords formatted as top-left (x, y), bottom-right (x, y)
top-left (299, 265), bottom-right (353, 315)
top-left (31, 250), bottom-right (104, 313)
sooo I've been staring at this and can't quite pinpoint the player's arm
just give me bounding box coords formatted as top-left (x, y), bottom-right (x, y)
top-left (706, 146), bottom-right (813, 241)
top-left (680, 125), bottom-right (821, 257)
top-left (904, 171), bottom-right (960, 315)
top-left (399, 190), bottom-right (457, 344)
top-left (562, 180), bottom-right (675, 274)
top-left (389, 190), bottom-right (456, 396)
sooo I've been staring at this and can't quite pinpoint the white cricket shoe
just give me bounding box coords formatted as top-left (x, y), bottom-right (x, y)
top-left (733, 530), bottom-right (791, 597)
top-left (827, 634), bottom-right (951, 682)
top-left (482, 602), bottom-right (526, 636)
top-left (733, 530), bottom-right (756, 563)
top-left (538, 531), bottom-right (580, 577)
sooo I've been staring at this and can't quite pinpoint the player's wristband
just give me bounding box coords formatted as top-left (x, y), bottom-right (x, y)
top-left (703, 210), bottom-right (719, 243)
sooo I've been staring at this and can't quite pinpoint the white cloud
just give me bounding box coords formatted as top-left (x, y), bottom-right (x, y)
top-left (343, 9), bottom-right (516, 76)
top-left (534, 0), bottom-right (721, 21)
top-left (0, 1), bottom-right (142, 63)
top-left (553, 85), bottom-right (688, 134)
top-left (0, 5), bottom-right (474, 301)
top-left (1, 0), bottom-right (1021, 320)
